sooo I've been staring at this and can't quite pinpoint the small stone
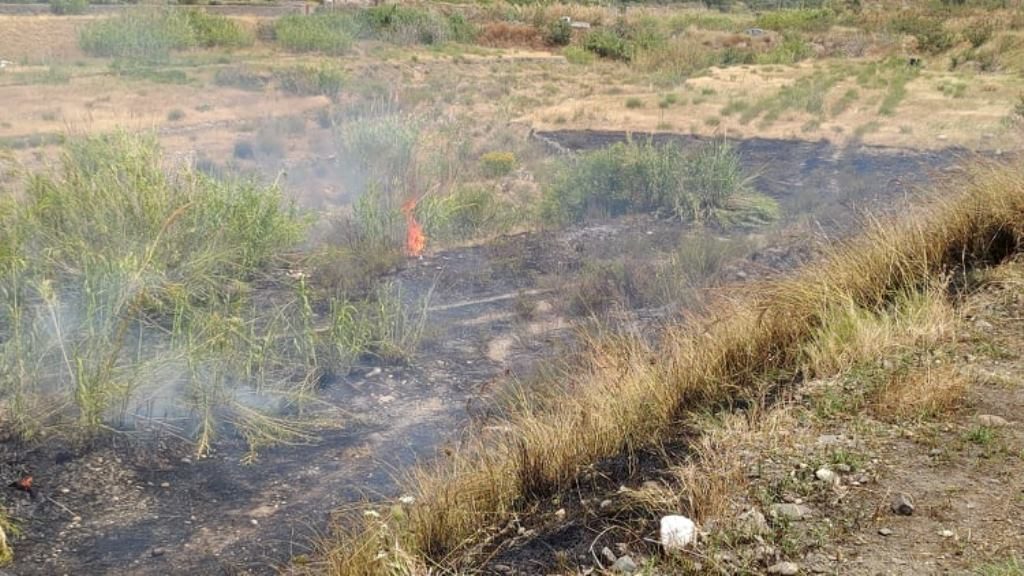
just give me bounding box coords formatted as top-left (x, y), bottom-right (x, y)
top-left (600, 499), bottom-right (613, 509)
top-left (940, 529), bottom-right (954, 538)
top-left (977, 414), bottom-right (1009, 427)
top-left (601, 546), bottom-right (617, 564)
top-left (771, 503), bottom-right (812, 521)
top-left (554, 508), bottom-right (566, 520)
top-left (60, 488), bottom-right (70, 494)
top-left (160, 482), bottom-right (170, 488)
top-left (611, 555), bottom-right (638, 574)
top-left (815, 468), bottom-right (839, 485)
top-left (660, 515), bottom-right (697, 551)
top-left (180, 457), bottom-right (191, 464)
top-left (71, 516), bottom-right (81, 523)
top-left (974, 319), bottom-right (993, 330)
top-left (768, 561), bottom-right (800, 575)
top-left (890, 493), bottom-right (914, 516)
top-left (835, 463), bottom-right (852, 473)
top-left (929, 448), bottom-right (942, 456)
top-left (879, 528), bottom-right (893, 536)
top-left (738, 508), bottom-right (769, 536)
top-left (250, 519), bottom-right (259, 526)
top-left (151, 548), bottom-right (166, 557)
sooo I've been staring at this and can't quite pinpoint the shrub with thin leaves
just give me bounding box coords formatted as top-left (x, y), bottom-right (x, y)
top-left (273, 12), bottom-right (356, 54)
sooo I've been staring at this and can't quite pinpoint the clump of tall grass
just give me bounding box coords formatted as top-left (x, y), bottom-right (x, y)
top-left (357, 4), bottom-right (477, 45)
top-left (325, 161), bottom-right (1024, 576)
top-left (0, 132), bottom-right (393, 457)
top-left (79, 8), bottom-right (252, 62)
top-left (541, 138), bottom-right (776, 227)
top-left (0, 507), bottom-right (13, 566)
top-left (273, 12), bottom-right (357, 55)
top-left (274, 63), bottom-right (345, 99)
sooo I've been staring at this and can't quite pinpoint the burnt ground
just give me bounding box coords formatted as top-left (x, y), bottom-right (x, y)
top-left (0, 134), bottom-right (975, 575)
top-left (475, 258), bottom-right (1024, 576)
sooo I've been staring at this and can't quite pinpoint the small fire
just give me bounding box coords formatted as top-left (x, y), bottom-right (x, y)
top-left (401, 199), bottom-right (426, 257)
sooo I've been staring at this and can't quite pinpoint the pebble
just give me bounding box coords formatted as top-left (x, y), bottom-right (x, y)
top-left (599, 499), bottom-right (613, 509)
top-left (768, 561), bottom-right (800, 575)
top-left (890, 493), bottom-right (915, 516)
top-left (815, 468), bottom-right (839, 486)
top-left (60, 488), bottom-right (70, 494)
top-left (611, 555), bottom-right (638, 574)
top-left (771, 503), bottom-right (812, 521)
top-left (601, 546), bottom-right (617, 564)
top-left (151, 548), bottom-right (166, 558)
top-left (554, 508), bottom-right (566, 520)
top-left (977, 414), bottom-right (1009, 427)
top-left (738, 508), bottom-right (769, 536)
top-left (160, 482), bottom-right (170, 488)
top-left (879, 528), bottom-right (893, 536)
top-left (940, 529), bottom-right (954, 538)
top-left (835, 463), bottom-right (852, 474)
top-left (250, 519), bottom-right (259, 526)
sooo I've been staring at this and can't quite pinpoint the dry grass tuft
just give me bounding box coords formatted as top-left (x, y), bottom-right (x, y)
top-left (871, 365), bottom-right (968, 422)
top-left (324, 161), bottom-right (1024, 575)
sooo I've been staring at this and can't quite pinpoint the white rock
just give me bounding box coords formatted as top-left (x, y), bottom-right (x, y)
top-left (611, 555), bottom-right (638, 573)
top-left (768, 561), bottom-right (800, 575)
top-left (977, 414), bottom-right (1009, 427)
top-left (815, 468), bottom-right (839, 485)
top-left (660, 515), bottom-right (697, 551)
top-left (940, 529), bottom-right (954, 538)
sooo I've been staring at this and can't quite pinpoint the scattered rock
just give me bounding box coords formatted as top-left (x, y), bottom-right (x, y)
top-left (611, 555), bottom-right (638, 574)
top-left (974, 319), bottom-right (993, 330)
top-left (554, 508), bottom-right (566, 520)
top-left (835, 463), bottom-right (852, 474)
top-left (768, 561), bottom-right (800, 575)
top-left (493, 564), bottom-right (513, 574)
top-left (816, 434), bottom-right (844, 446)
top-left (879, 528), bottom-right (893, 536)
top-left (815, 468), bottom-right (839, 486)
top-left (160, 482), bottom-right (170, 488)
top-left (890, 493), bottom-right (914, 516)
top-left (940, 529), bottom-right (954, 538)
top-left (770, 503), bottom-right (812, 521)
top-left (738, 508), bottom-right (769, 536)
top-left (151, 548), bottom-right (166, 557)
top-left (601, 546), bottom-right (617, 564)
top-left (660, 515), bottom-right (697, 551)
top-left (977, 414), bottom-right (1009, 427)
top-left (599, 499), bottom-right (613, 510)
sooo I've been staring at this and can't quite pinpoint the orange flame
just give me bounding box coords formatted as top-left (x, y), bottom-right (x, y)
top-left (402, 199), bottom-right (426, 257)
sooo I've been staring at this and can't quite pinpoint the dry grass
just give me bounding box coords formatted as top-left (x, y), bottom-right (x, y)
top-left (321, 160), bottom-right (1024, 575)
top-left (871, 364), bottom-right (968, 422)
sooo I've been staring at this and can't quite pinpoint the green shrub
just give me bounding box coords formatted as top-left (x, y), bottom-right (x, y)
top-left (563, 45), bottom-right (594, 65)
top-left (624, 97), bottom-right (644, 109)
top-left (963, 18), bottom-right (995, 48)
top-left (417, 184), bottom-right (514, 243)
top-left (214, 66), bottom-right (269, 91)
top-left (757, 34), bottom-right (813, 65)
top-left (889, 14), bottom-right (953, 54)
top-left (79, 8), bottom-right (251, 62)
top-left (546, 18), bottom-right (572, 46)
top-left (356, 4), bottom-right (473, 45)
top-left (79, 9), bottom-right (195, 62)
top-left (583, 28), bottom-right (631, 60)
top-left (50, 0), bottom-right (88, 15)
top-left (541, 139), bottom-right (776, 227)
top-left (756, 8), bottom-right (834, 33)
top-left (274, 63), bottom-right (344, 98)
top-left (273, 12), bottom-right (356, 54)
top-left (184, 9), bottom-right (254, 48)
top-left (479, 151), bottom-right (517, 178)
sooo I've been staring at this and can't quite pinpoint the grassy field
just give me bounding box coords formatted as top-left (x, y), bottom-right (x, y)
top-left (0, 0), bottom-right (1023, 571)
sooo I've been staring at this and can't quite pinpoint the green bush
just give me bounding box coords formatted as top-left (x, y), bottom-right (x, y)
top-left (963, 18), bottom-right (995, 48)
top-left (184, 9), bottom-right (254, 48)
top-left (889, 14), bottom-right (953, 54)
top-left (273, 12), bottom-right (356, 54)
top-left (563, 45), bottom-right (594, 65)
top-left (417, 184), bottom-right (514, 243)
top-left (583, 28), bottom-right (631, 60)
top-left (541, 139), bottom-right (776, 227)
top-left (755, 8), bottom-right (835, 33)
top-left (756, 34), bottom-right (813, 65)
top-left (79, 8), bottom-right (252, 62)
top-left (479, 151), bottom-right (517, 178)
top-left (356, 4), bottom-right (474, 45)
top-left (546, 18), bottom-right (572, 46)
top-left (50, 0), bottom-right (88, 15)
top-left (79, 9), bottom-right (195, 62)
top-left (274, 63), bottom-right (344, 98)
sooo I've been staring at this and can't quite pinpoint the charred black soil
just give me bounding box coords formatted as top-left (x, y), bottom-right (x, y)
top-left (0, 134), bottom-right (971, 575)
